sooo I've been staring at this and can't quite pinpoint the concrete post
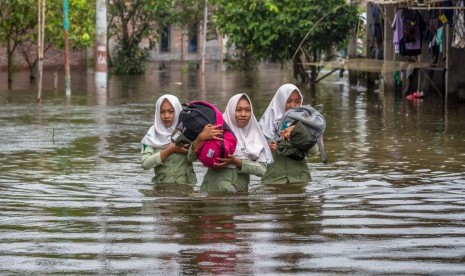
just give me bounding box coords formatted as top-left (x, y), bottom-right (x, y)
top-left (95, 0), bottom-right (107, 99)
top-left (383, 6), bottom-right (395, 89)
top-left (95, 0), bottom-right (107, 75)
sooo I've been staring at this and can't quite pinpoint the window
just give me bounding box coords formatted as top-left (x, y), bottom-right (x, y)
top-left (188, 22), bottom-right (198, 53)
top-left (160, 25), bottom-right (170, 52)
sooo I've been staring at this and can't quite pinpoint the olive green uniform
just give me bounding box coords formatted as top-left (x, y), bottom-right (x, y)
top-left (187, 146), bottom-right (266, 193)
top-left (261, 144), bottom-right (318, 184)
top-left (141, 144), bottom-right (197, 185)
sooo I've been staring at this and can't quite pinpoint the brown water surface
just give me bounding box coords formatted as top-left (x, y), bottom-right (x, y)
top-left (1, 62), bottom-right (464, 275)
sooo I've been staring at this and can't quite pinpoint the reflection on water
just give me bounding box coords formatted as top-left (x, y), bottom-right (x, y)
top-left (1, 62), bottom-right (465, 274)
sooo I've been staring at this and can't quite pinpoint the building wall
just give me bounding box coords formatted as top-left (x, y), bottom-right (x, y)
top-left (1, 24), bottom-right (226, 71)
top-left (0, 43), bottom-right (85, 70)
top-left (147, 24), bottom-right (225, 62)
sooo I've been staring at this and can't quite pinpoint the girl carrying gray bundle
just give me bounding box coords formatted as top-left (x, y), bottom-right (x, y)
top-left (259, 83), bottom-right (321, 184)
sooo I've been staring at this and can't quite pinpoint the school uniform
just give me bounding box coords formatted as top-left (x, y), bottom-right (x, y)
top-left (262, 146), bottom-right (319, 184)
top-left (141, 145), bottom-right (196, 184)
top-left (189, 93), bottom-right (273, 193)
top-left (188, 148), bottom-right (266, 192)
top-left (259, 83), bottom-right (315, 184)
top-left (140, 94), bottom-right (197, 185)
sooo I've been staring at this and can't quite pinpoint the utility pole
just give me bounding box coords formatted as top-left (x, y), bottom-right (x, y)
top-left (201, 0), bottom-right (208, 75)
top-left (95, 0), bottom-right (107, 98)
top-left (64, 0), bottom-right (71, 95)
top-left (95, 0), bottom-right (107, 74)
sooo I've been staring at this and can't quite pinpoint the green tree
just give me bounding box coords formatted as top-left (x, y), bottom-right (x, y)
top-left (33, 0), bottom-right (95, 77)
top-left (46, 0), bottom-right (95, 50)
top-left (108, 0), bottom-right (207, 74)
top-left (108, 0), bottom-right (173, 74)
top-left (210, 0), bottom-right (358, 86)
top-left (0, 0), bottom-right (95, 81)
top-left (0, 0), bottom-right (36, 85)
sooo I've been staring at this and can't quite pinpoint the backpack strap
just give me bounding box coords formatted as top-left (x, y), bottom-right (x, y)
top-left (316, 135), bottom-right (328, 164)
top-left (220, 126), bottom-right (225, 158)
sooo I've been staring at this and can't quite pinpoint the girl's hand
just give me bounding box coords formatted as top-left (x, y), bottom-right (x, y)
top-left (269, 141), bottom-right (278, 152)
top-left (160, 143), bottom-right (188, 161)
top-left (198, 124), bottom-right (223, 141)
top-left (172, 143), bottom-right (189, 154)
top-left (193, 124), bottom-right (224, 152)
top-left (280, 125), bottom-right (296, 141)
top-left (214, 155), bottom-right (242, 169)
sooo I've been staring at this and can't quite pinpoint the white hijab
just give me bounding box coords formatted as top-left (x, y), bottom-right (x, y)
top-left (141, 94), bottom-right (182, 149)
top-left (258, 84), bottom-right (303, 141)
top-left (223, 93), bottom-right (273, 164)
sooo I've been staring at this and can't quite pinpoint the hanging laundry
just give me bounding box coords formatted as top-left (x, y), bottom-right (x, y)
top-left (370, 4), bottom-right (384, 42)
top-left (428, 34), bottom-right (440, 60)
top-left (436, 26), bottom-right (444, 53)
top-left (452, 0), bottom-right (465, 48)
top-left (441, 0), bottom-right (455, 26)
top-left (392, 9), bottom-right (425, 56)
top-left (402, 9), bottom-right (417, 43)
top-left (429, 1), bottom-right (454, 32)
top-left (429, 5), bottom-right (440, 31)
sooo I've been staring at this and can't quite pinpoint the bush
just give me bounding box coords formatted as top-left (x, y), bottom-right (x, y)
top-left (112, 42), bottom-right (149, 74)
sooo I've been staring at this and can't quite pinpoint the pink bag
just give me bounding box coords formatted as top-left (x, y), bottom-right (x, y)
top-left (194, 101), bottom-right (237, 168)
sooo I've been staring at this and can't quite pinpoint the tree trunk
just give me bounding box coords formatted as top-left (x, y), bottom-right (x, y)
top-left (309, 50), bottom-right (319, 90)
top-left (347, 1), bottom-right (359, 58)
top-left (7, 38), bottom-right (13, 86)
top-left (292, 49), bottom-right (313, 86)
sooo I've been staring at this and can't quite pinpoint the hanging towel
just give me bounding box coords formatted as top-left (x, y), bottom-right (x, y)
top-left (452, 0), bottom-right (465, 48)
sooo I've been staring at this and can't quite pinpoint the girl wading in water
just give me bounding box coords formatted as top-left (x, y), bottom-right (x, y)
top-left (259, 84), bottom-right (318, 184)
top-left (188, 93), bottom-right (273, 193)
top-left (141, 94), bottom-right (196, 185)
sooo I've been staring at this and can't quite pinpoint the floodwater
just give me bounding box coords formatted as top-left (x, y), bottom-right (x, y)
top-left (1, 62), bottom-right (464, 275)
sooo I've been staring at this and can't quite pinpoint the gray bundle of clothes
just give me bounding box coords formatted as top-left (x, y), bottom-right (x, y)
top-left (277, 105), bottom-right (328, 164)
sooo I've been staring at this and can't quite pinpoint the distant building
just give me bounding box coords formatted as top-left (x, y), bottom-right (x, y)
top-left (137, 23), bottom-right (228, 62)
top-left (1, 22), bottom-right (228, 70)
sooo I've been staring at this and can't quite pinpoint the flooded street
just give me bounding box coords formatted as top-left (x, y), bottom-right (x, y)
top-left (1, 62), bottom-right (465, 275)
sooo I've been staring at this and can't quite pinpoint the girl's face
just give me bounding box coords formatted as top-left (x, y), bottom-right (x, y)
top-left (235, 96), bottom-right (252, 128)
top-left (159, 99), bottom-right (175, 127)
top-left (285, 90), bottom-right (301, 111)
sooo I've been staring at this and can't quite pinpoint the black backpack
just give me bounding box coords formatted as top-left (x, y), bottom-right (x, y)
top-left (171, 101), bottom-right (238, 168)
top-left (171, 100), bottom-right (235, 144)
top-left (173, 101), bottom-right (216, 143)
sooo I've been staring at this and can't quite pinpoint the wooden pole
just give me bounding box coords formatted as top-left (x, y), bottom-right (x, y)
top-left (445, 24), bottom-right (449, 111)
top-left (37, 0), bottom-right (45, 102)
top-left (383, 7), bottom-right (394, 89)
top-left (201, 0), bottom-right (208, 75)
top-left (218, 29), bottom-right (223, 71)
top-left (54, 71), bottom-right (57, 90)
top-left (64, 0), bottom-right (71, 95)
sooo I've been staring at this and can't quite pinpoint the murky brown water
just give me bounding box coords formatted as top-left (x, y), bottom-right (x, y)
top-left (1, 62), bottom-right (465, 275)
